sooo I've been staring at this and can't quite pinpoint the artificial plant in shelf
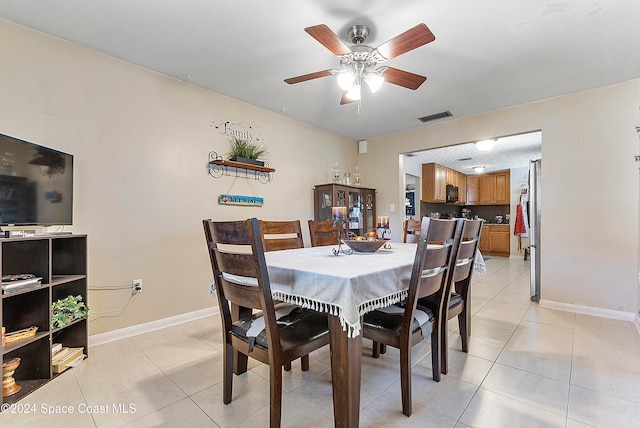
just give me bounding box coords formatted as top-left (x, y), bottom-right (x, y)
top-left (51, 295), bottom-right (88, 328)
top-left (226, 137), bottom-right (269, 166)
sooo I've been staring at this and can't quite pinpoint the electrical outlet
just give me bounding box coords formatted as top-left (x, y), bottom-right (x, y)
top-left (132, 279), bottom-right (142, 294)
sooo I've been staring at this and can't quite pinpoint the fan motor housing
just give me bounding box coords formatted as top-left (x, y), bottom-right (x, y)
top-left (348, 25), bottom-right (369, 44)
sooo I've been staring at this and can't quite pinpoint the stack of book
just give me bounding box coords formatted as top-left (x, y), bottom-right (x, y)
top-left (52, 345), bottom-right (85, 374)
top-left (1, 275), bottom-right (42, 294)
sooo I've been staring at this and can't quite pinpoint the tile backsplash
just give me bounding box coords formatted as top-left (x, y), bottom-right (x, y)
top-left (419, 202), bottom-right (510, 223)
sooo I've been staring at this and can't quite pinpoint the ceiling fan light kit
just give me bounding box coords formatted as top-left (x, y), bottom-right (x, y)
top-left (284, 22), bottom-right (435, 110)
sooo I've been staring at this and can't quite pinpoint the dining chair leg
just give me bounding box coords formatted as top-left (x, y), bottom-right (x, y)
top-left (372, 341), bottom-right (381, 358)
top-left (380, 344), bottom-right (387, 354)
top-left (400, 345), bottom-right (413, 416)
top-left (223, 344), bottom-right (234, 404)
top-left (430, 327), bottom-right (441, 382)
top-left (459, 308), bottom-right (470, 353)
top-left (269, 364), bottom-right (283, 428)
top-left (441, 312), bottom-right (450, 375)
top-left (284, 362), bottom-right (292, 371)
top-left (301, 355), bottom-right (310, 371)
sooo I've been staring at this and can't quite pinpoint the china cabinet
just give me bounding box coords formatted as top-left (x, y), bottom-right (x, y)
top-left (313, 184), bottom-right (376, 237)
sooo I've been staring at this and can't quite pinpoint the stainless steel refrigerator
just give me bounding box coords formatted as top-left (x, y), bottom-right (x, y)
top-left (529, 159), bottom-right (542, 301)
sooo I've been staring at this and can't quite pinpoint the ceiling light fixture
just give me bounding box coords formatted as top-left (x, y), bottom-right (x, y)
top-left (334, 25), bottom-right (392, 109)
top-left (475, 139), bottom-right (496, 151)
top-left (473, 166), bottom-right (485, 173)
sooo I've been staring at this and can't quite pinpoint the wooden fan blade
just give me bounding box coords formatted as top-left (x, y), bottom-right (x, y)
top-left (305, 24), bottom-right (352, 56)
top-left (375, 23), bottom-right (435, 60)
top-left (340, 91), bottom-right (356, 105)
top-left (383, 67), bottom-right (427, 90)
top-left (284, 70), bottom-right (333, 84)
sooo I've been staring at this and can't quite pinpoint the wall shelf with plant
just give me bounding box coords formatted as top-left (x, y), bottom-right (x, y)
top-left (208, 137), bottom-right (275, 183)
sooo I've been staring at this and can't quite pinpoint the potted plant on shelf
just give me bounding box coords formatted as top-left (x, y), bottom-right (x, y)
top-left (226, 137), bottom-right (268, 166)
top-left (51, 295), bottom-right (88, 329)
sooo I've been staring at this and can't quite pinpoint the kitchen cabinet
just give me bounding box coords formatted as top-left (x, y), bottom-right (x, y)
top-left (466, 176), bottom-right (480, 205)
top-left (478, 171), bottom-right (510, 205)
top-left (478, 225), bottom-right (490, 253)
top-left (478, 225), bottom-right (510, 256)
top-left (479, 175), bottom-right (495, 204)
top-left (313, 183), bottom-right (376, 237)
top-left (446, 168), bottom-right (458, 187)
top-left (1, 235), bottom-right (88, 408)
top-left (456, 172), bottom-right (467, 205)
top-left (494, 171), bottom-right (510, 204)
top-left (421, 163), bottom-right (447, 203)
top-left (423, 165), bottom-right (508, 206)
top-left (446, 169), bottom-right (466, 205)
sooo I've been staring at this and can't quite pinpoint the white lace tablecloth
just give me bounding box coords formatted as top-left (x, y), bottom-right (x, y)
top-left (265, 243), bottom-right (417, 338)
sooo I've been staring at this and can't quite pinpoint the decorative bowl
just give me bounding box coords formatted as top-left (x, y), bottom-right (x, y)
top-left (342, 239), bottom-right (388, 253)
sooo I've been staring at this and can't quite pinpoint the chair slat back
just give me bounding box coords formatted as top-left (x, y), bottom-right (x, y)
top-left (407, 218), bottom-right (460, 309)
top-left (260, 220), bottom-right (304, 252)
top-left (450, 220), bottom-right (483, 284)
top-left (403, 218), bottom-right (422, 243)
top-left (308, 220), bottom-right (339, 247)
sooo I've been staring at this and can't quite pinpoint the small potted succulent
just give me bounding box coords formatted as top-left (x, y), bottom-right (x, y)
top-left (226, 137), bottom-right (268, 166)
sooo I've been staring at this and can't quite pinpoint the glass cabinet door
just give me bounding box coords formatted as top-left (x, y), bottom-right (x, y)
top-left (316, 186), bottom-right (333, 221)
top-left (347, 190), bottom-right (361, 235)
top-left (362, 189), bottom-right (376, 234)
top-left (313, 184), bottom-right (375, 237)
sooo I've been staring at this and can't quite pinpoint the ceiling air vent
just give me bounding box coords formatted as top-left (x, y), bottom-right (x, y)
top-left (418, 111), bottom-right (452, 123)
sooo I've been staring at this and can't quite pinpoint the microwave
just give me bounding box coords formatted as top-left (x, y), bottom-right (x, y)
top-left (446, 184), bottom-right (458, 203)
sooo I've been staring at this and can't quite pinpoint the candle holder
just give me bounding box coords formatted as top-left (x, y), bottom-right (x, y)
top-left (376, 225), bottom-right (391, 239)
top-left (332, 220), bottom-right (353, 256)
top-left (376, 216), bottom-right (391, 239)
top-left (331, 206), bottom-right (352, 255)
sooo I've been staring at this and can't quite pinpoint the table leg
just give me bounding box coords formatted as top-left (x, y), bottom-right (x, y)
top-left (231, 303), bottom-right (250, 375)
top-left (329, 314), bottom-right (362, 428)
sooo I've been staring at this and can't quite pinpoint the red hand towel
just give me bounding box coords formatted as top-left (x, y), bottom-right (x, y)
top-left (514, 202), bottom-right (527, 235)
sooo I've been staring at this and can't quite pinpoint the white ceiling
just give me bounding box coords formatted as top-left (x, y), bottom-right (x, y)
top-left (0, 0), bottom-right (638, 145)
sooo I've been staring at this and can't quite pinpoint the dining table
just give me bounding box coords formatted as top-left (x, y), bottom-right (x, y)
top-left (264, 242), bottom-right (419, 428)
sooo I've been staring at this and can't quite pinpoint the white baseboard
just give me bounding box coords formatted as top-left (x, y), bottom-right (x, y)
top-left (89, 306), bottom-right (219, 347)
top-left (539, 299), bottom-right (636, 322)
top-left (634, 316), bottom-right (640, 335)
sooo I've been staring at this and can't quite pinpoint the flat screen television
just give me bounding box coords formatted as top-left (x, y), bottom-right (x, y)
top-left (0, 133), bottom-right (73, 226)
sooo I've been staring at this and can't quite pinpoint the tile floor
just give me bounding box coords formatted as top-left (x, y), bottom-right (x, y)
top-left (2, 257), bottom-right (640, 427)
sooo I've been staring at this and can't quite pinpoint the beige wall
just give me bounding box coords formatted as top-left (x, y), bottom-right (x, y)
top-left (361, 79), bottom-right (640, 317)
top-left (0, 20), bottom-right (358, 334)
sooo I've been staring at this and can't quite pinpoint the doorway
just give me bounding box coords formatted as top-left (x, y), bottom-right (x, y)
top-left (400, 130), bottom-right (541, 261)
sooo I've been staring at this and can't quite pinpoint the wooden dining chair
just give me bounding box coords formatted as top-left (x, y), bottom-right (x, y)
top-left (203, 218), bottom-right (330, 428)
top-left (259, 219), bottom-right (310, 371)
top-left (403, 218), bottom-right (422, 243)
top-left (419, 219), bottom-right (482, 375)
top-left (362, 217), bottom-right (460, 416)
top-left (259, 220), bottom-right (304, 252)
top-left (308, 219), bottom-right (339, 247)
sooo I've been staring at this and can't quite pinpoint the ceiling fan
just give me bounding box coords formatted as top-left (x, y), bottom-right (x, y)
top-left (284, 23), bottom-right (435, 107)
